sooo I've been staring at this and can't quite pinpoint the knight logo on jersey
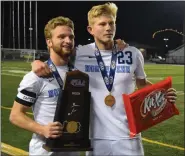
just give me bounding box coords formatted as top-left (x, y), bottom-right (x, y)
top-left (70, 79), bottom-right (85, 87)
top-left (140, 89), bottom-right (167, 118)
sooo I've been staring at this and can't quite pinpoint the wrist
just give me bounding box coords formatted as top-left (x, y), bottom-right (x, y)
top-left (37, 124), bottom-right (45, 136)
top-left (30, 122), bottom-right (45, 136)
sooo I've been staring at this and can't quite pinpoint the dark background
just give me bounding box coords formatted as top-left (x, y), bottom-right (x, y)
top-left (1, 1), bottom-right (185, 51)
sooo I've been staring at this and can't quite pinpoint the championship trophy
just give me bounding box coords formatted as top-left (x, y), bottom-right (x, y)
top-left (43, 70), bottom-right (92, 152)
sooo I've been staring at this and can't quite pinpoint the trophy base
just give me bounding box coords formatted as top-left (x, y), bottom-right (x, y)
top-left (43, 144), bottom-right (93, 152)
top-left (43, 139), bottom-right (93, 152)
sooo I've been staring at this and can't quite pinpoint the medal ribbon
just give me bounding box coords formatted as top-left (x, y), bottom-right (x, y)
top-left (94, 43), bottom-right (117, 92)
top-left (47, 58), bottom-right (64, 88)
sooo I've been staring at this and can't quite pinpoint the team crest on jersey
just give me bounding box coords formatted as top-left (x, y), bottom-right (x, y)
top-left (140, 89), bottom-right (167, 118)
top-left (99, 61), bottom-right (105, 71)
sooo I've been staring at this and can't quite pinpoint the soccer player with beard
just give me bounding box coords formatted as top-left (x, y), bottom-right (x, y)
top-left (9, 16), bottom-right (80, 156)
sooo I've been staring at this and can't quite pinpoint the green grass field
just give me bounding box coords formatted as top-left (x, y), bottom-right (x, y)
top-left (1, 61), bottom-right (184, 155)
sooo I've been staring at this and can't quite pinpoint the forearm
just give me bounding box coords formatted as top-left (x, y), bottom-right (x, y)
top-left (136, 79), bottom-right (153, 89)
top-left (10, 110), bottom-right (44, 136)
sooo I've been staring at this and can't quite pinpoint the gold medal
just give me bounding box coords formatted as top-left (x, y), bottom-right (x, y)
top-left (104, 94), bottom-right (115, 107)
top-left (66, 121), bottom-right (78, 133)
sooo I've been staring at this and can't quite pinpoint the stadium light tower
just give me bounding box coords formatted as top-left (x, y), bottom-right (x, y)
top-left (17, 1), bottom-right (20, 49)
top-left (35, 1), bottom-right (38, 50)
top-left (24, 1), bottom-right (26, 49)
top-left (12, 1), bottom-right (15, 49)
top-left (29, 1), bottom-right (32, 49)
top-left (29, 27), bottom-right (33, 49)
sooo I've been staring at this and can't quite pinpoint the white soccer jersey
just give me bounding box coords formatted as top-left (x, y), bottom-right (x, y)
top-left (15, 65), bottom-right (69, 155)
top-left (74, 43), bottom-right (146, 140)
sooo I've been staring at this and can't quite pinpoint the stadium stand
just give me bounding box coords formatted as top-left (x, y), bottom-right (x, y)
top-left (165, 44), bottom-right (185, 64)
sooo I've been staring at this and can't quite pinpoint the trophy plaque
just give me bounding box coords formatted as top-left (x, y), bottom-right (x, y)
top-left (43, 70), bottom-right (92, 152)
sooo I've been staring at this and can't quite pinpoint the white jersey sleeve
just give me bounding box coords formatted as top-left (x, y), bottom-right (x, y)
top-left (75, 43), bottom-right (95, 58)
top-left (134, 48), bottom-right (147, 79)
top-left (15, 71), bottom-right (42, 107)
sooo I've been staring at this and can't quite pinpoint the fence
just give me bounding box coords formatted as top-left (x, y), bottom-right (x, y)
top-left (1, 48), bottom-right (49, 62)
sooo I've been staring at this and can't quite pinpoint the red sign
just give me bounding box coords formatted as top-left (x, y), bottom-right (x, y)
top-left (122, 77), bottom-right (179, 138)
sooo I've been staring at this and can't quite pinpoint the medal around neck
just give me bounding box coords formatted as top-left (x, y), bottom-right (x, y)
top-left (43, 70), bottom-right (92, 152)
top-left (105, 94), bottom-right (116, 107)
top-left (94, 43), bottom-right (117, 107)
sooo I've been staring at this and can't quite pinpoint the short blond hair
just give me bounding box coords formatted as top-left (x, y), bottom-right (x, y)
top-left (88, 2), bottom-right (118, 26)
top-left (44, 16), bottom-right (74, 39)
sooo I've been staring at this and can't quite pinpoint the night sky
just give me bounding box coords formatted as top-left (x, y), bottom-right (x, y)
top-left (1, 1), bottom-right (185, 50)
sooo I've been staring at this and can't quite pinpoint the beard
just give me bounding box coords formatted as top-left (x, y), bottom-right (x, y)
top-left (52, 44), bottom-right (73, 59)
